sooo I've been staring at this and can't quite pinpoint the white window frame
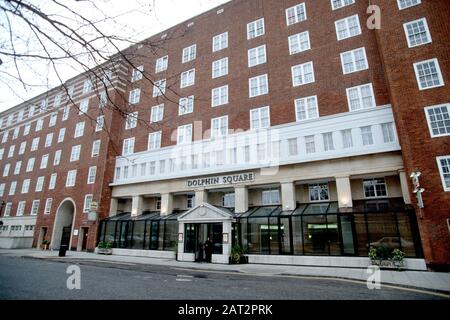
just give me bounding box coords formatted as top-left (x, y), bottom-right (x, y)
top-left (182, 44), bottom-right (197, 63)
top-left (131, 65), bottom-right (143, 82)
top-left (177, 124), bottom-right (193, 145)
top-left (413, 58), bottom-right (445, 90)
top-left (35, 176), bottom-right (44, 192)
top-left (346, 83), bottom-right (376, 111)
top-left (331, 0), bottom-right (355, 10)
top-left (211, 116), bottom-right (228, 138)
top-left (285, 3), bottom-right (307, 26)
top-left (424, 104), bottom-right (450, 138)
top-left (213, 32), bottom-right (228, 52)
top-left (35, 118), bottom-right (43, 131)
top-left (87, 166), bottom-right (97, 184)
top-left (403, 18), bottom-right (432, 48)
top-left (295, 95), bottom-right (319, 122)
top-left (44, 198), bottom-right (52, 215)
top-left (92, 140), bottom-right (101, 157)
top-left (14, 161), bottom-right (21, 175)
top-left (49, 112), bottom-right (57, 127)
top-left (44, 133), bottom-right (53, 148)
top-left (437, 156), bottom-right (450, 192)
top-left (180, 69), bottom-right (195, 88)
top-left (79, 98), bottom-right (89, 115)
top-left (291, 62), bottom-right (315, 86)
top-left (309, 183), bottom-right (330, 202)
top-left (153, 79), bottom-right (166, 97)
top-left (70, 145), bottom-right (81, 162)
top-left (21, 179), bottom-right (30, 194)
top-left (82, 79), bottom-right (92, 94)
top-left (57, 128), bottom-right (66, 143)
top-left (397, 0), bottom-right (421, 10)
top-left (248, 45), bottom-right (267, 67)
top-left (340, 47), bottom-right (369, 74)
top-left (26, 158), bottom-right (35, 172)
top-left (54, 150), bottom-right (61, 166)
top-left (129, 88), bottom-right (141, 105)
top-left (125, 112), bottom-right (138, 130)
top-left (212, 57), bottom-right (228, 78)
top-left (288, 31), bottom-right (311, 55)
top-left (148, 131), bottom-right (162, 151)
top-left (74, 122), bottom-right (85, 138)
top-left (30, 200), bottom-right (40, 216)
top-left (247, 18), bottom-right (265, 40)
top-left (66, 170), bottom-right (77, 187)
top-left (155, 56), bottom-right (168, 73)
top-left (49, 173), bottom-right (57, 190)
top-left (335, 14), bottom-right (362, 41)
top-left (83, 195), bottom-right (93, 213)
top-left (17, 201), bottom-right (26, 216)
top-left (122, 137), bottom-right (135, 156)
top-left (96, 115), bottom-right (105, 132)
top-left (212, 85), bottom-right (229, 107)
top-left (381, 122), bottom-right (396, 143)
top-left (151, 104), bottom-right (164, 123)
top-left (40, 154), bottom-right (49, 169)
top-left (262, 189), bottom-right (280, 205)
top-left (249, 74), bottom-right (269, 98)
top-left (361, 126), bottom-right (374, 146)
top-left (363, 178), bottom-right (388, 198)
top-left (250, 106), bottom-right (270, 130)
top-left (179, 96), bottom-right (195, 115)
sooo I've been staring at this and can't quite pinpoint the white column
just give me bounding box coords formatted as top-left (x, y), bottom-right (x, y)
top-left (177, 222), bottom-right (184, 261)
top-left (195, 189), bottom-right (208, 205)
top-left (222, 221), bottom-right (232, 263)
top-left (335, 176), bottom-right (353, 208)
top-left (131, 195), bottom-right (143, 217)
top-left (109, 198), bottom-right (118, 217)
top-left (399, 170), bottom-right (412, 204)
top-left (281, 181), bottom-right (296, 211)
top-left (160, 193), bottom-right (173, 216)
top-left (234, 186), bottom-right (248, 213)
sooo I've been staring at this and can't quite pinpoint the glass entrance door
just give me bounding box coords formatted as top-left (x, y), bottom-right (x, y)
top-left (184, 223), bottom-right (223, 262)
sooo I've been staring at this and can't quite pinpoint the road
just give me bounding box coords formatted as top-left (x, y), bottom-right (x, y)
top-left (0, 255), bottom-right (447, 300)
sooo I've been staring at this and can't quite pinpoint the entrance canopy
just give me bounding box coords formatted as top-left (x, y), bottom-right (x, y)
top-left (178, 203), bottom-right (234, 223)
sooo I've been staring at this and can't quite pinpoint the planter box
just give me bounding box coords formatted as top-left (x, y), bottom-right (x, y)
top-left (97, 248), bottom-right (113, 255)
top-left (370, 259), bottom-right (404, 270)
top-left (229, 256), bottom-right (248, 265)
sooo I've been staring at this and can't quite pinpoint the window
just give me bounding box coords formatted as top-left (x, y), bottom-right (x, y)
top-left (404, 18), bottom-right (432, 48)
top-left (177, 124), bottom-right (193, 144)
top-left (79, 98), bottom-right (89, 114)
top-left (129, 88), bottom-right (141, 105)
top-left (335, 15), bottom-right (361, 40)
top-left (62, 106), bottom-right (70, 121)
top-left (341, 47), bottom-right (368, 74)
top-left (341, 129), bottom-right (353, 148)
top-left (141, 163), bottom-right (147, 176)
top-left (67, 85), bottom-right (75, 99)
top-left (155, 56), bottom-right (168, 73)
top-left (44, 198), bottom-right (52, 215)
top-left (288, 138), bottom-right (298, 156)
top-left (148, 131), bottom-right (162, 150)
top-left (212, 57), bottom-right (228, 78)
top-left (181, 69), bottom-right (195, 88)
top-left (83, 195), bottom-right (93, 213)
top-left (35, 119), bottom-right (43, 131)
top-left (257, 143), bottom-right (266, 161)
top-left (361, 126), bottom-right (374, 145)
top-left (17, 201), bottom-right (26, 216)
top-left (331, 0), bottom-right (355, 10)
top-left (14, 161), bottom-right (21, 175)
top-left (0, 183), bottom-right (4, 197)
top-left (35, 176), bottom-right (44, 192)
top-left (83, 79), bottom-right (92, 94)
top-left (58, 128), bottom-right (66, 143)
top-left (182, 44), bottom-right (196, 63)
top-left (211, 116), bottom-right (228, 138)
top-left (292, 62), bottom-right (314, 86)
top-left (3, 163), bottom-right (10, 177)
top-left (364, 178), bottom-right (387, 198)
top-left (250, 106), bottom-right (270, 130)
top-left (40, 154), bottom-right (49, 169)
top-left (31, 200), bottom-right (40, 215)
top-left (66, 170), bottom-right (77, 187)
top-left (93, 116), bottom-right (104, 132)
top-left (49, 173), bottom-right (57, 190)
top-left (122, 138), bottom-right (135, 155)
top-left (249, 74), bottom-right (269, 97)
top-left (151, 104), bottom-right (164, 123)
top-left (305, 135), bottom-right (315, 154)
top-left (159, 160), bottom-right (166, 174)
top-left (26, 158), bottom-right (35, 172)
top-left (74, 122), bottom-right (85, 138)
top-left (131, 65), bottom-right (143, 82)
top-left (295, 95), bottom-right (319, 121)
top-left (125, 112), bottom-right (138, 129)
top-left (202, 153), bottom-right (210, 168)
top-left (286, 3), bottom-right (307, 26)
top-left (21, 179), bottom-right (30, 194)
top-left (346, 83), bottom-right (376, 111)
top-left (397, 0), bottom-right (421, 10)
top-left (187, 195), bottom-right (195, 209)
top-left (99, 91), bottom-right (107, 107)
top-left (323, 132), bottom-right (335, 151)
top-left (309, 183), bottom-right (329, 202)
top-left (437, 156), bottom-right (450, 191)
top-left (381, 123), bottom-right (396, 143)
top-left (92, 140), bottom-right (101, 157)
top-left (45, 133), bottom-right (53, 147)
top-left (53, 150), bottom-right (61, 166)
top-left (9, 181), bottom-right (17, 195)
top-left (425, 104), bottom-right (450, 137)
top-left (40, 99), bottom-right (48, 112)
top-left (247, 18), bottom-right (265, 40)
top-left (413, 58), bottom-right (444, 90)
top-left (24, 124), bottom-right (31, 135)
top-left (87, 166), bottom-right (96, 184)
top-left (8, 145), bottom-right (15, 158)
top-left (1, 131), bottom-right (8, 143)
top-left (49, 112), bottom-right (57, 127)
top-left (262, 189), bottom-right (280, 205)
top-left (179, 96), bottom-right (194, 115)
top-left (70, 145), bottom-right (81, 162)
top-left (248, 45), bottom-right (266, 67)
top-left (0, 148), bottom-right (3, 160)
top-left (212, 85), bottom-right (228, 107)
top-left (4, 202), bottom-right (12, 216)
top-left (222, 193), bottom-right (235, 207)
top-left (213, 32), bottom-right (228, 52)
top-left (12, 127), bottom-right (19, 139)
top-left (288, 31), bottom-right (310, 55)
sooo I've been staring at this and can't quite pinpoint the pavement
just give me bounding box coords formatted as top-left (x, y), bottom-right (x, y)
top-left (1, 248), bottom-right (450, 294)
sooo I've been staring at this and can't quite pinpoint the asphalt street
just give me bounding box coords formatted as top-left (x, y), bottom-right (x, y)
top-left (0, 255), bottom-right (447, 300)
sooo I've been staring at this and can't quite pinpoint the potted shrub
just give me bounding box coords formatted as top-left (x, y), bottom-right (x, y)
top-left (97, 241), bottom-right (113, 255)
top-left (369, 245), bottom-right (405, 270)
top-left (41, 239), bottom-right (50, 250)
top-left (389, 248), bottom-right (405, 268)
top-left (229, 245), bottom-right (248, 264)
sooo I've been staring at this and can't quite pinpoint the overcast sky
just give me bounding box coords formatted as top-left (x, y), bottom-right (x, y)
top-left (0, 0), bottom-right (231, 113)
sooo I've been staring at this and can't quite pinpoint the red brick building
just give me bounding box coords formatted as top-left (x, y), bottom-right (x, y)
top-left (0, 0), bottom-right (448, 269)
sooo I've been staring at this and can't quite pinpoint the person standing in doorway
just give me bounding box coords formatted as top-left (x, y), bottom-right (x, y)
top-left (204, 237), bottom-right (213, 263)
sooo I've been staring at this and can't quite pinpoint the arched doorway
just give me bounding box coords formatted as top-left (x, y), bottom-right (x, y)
top-left (51, 199), bottom-right (76, 250)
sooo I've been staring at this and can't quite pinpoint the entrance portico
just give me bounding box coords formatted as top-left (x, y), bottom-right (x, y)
top-left (177, 203), bottom-right (233, 264)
